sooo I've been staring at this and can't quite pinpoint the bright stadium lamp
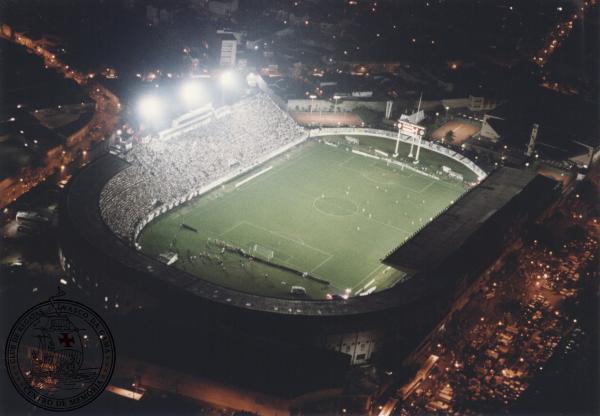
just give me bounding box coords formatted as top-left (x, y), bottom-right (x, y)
top-left (180, 80), bottom-right (204, 107)
top-left (219, 70), bottom-right (236, 88)
top-left (137, 95), bottom-right (162, 121)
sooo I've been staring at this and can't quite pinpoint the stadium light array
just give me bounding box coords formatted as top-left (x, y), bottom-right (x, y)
top-left (137, 95), bottom-right (162, 121)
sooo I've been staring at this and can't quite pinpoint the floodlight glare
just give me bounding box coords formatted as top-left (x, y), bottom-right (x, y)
top-left (137, 95), bottom-right (162, 121)
top-left (180, 80), bottom-right (204, 107)
top-left (219, 70), bottom-right (236, 88)
top-left (246, 72), bottom-right (258, 87)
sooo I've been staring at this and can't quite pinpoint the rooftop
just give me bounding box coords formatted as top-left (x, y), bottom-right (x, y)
top-left (383, 167), bottom-right (558, 273)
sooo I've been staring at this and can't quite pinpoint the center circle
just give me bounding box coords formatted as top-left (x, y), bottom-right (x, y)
top-left (314, 196), bottom-right (358, 216)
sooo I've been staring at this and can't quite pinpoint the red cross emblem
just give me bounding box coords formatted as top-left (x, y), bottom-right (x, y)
top-left (58, 333), bottom-right (75, 347)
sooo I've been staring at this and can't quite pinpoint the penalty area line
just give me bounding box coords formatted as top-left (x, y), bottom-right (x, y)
top-left (235, 166), bottom-right (273, 188)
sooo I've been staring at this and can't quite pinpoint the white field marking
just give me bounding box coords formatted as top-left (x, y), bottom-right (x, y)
top-left (190, 225), bottom-right (220, 241)
top-left (312, 196), bottom-right (359, 217)
top-left (383, 169), bottom-right (440, 194)
top-left (192, 140), bottom-right (318, 206)
top-left (174, 197), bottom-right (236, 236)
top-left (167, 134), bottom-right (310, 205)
top-left (246, 169), bottom-right (348, 220)
top-left (421, 181), bottom-right (436, 193)
top-left (272, 164), bottom-right (363, 210)
top-left (334, 161), bottom-right (440, 223)
top-left (362, 278), bottom-right (376, 291)
top-left (428, 178), bottom-right (466, 193)
top-left (310, 254), bottom-right (334, 274)
top-left (387, 159), bottom-right (439, 180)
top-left (368, 215), bottom-right (411, 234)
top-left (270, 143), bottom-right (328, 173)
top-left (217, 222), bottom-right (309, 270)
top-left (340, 162), bottom-right (432, 195)
top-left (353, 264), bottom-right (386, 293)
top-left (339, 162), bottom-right (396, 186)
top-left (239, 220), bottom-right (334, 258)
top-left (347, 147), bottom-right (438, 181)
top-left (217, 221), bottom-right (245, 238)
top-left (275, 231), bottom-right (306, 245)
top-left (175, 146), bottom-right (322, 235)
top-left (351, 149), bottom-right (379, 160)
top-left (235, 166), bottom-right (273, 188)
top-left (282, 181), bottom-right (415, 273)
top-left (337, 153), bottom-right (358, 168)
top-left (252, 143), bottom-right (349, 192)
top-left (375, 149), bottom-right (389, 157)
top-left (359, 286), bottom-right (377, 296)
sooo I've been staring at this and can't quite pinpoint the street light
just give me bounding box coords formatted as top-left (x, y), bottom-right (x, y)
top-left (333, 95), bottom-right (341, 113)
top-left (309, 94), bottom-right (317, 114)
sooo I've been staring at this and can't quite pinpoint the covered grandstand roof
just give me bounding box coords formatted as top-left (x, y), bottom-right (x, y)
top-left (383, 167), bottom-right (560, 273)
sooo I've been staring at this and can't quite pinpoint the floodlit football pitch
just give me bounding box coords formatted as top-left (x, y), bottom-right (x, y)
top-left (138, 135), bottom-right (473, 300)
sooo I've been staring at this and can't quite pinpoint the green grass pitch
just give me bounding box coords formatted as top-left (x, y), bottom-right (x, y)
top-left (137, 135), bottom-right (471, 300)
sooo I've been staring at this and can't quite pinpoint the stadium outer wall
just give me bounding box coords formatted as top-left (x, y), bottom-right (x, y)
top-left (57, 128), bottom-right (554, 395)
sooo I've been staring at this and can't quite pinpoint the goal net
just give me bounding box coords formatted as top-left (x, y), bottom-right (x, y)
top-left (250, 244), bottom-right (275, 261)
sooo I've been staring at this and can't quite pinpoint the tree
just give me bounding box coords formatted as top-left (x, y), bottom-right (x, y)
top-left (352, 106), bottom-right (379, 126)
top-left (444, 129), bottom-right (455, 144)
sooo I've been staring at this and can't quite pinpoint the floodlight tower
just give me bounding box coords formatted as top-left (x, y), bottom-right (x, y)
top-left (526, 123), bottom-right (539, 157)
top-left (409, 93), bottom-right (424, 159)
top-left (385, 100), bottom-right (393, 119)
top-left (333, 95), bottom-right (341, 113)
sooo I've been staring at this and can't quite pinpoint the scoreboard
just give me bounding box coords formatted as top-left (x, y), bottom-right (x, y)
top-left (397, 120), bottom-right (425, 138)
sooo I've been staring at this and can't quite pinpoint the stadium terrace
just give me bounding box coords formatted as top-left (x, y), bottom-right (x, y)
top-left (58, 77), bottom-right (558, 388)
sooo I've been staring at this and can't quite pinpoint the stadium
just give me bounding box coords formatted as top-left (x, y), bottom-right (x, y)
top-left (58, 75), bottom-right (559, 394)
top-left (135, 129), bottom-right (478, 300)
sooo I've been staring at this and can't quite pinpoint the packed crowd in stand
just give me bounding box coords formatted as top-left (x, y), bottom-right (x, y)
top-left (100, 93), bottom-right (305, 240)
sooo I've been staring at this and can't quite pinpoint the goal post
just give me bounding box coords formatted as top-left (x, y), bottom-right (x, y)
top-left (250, 244), bottom-right (275, 261)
